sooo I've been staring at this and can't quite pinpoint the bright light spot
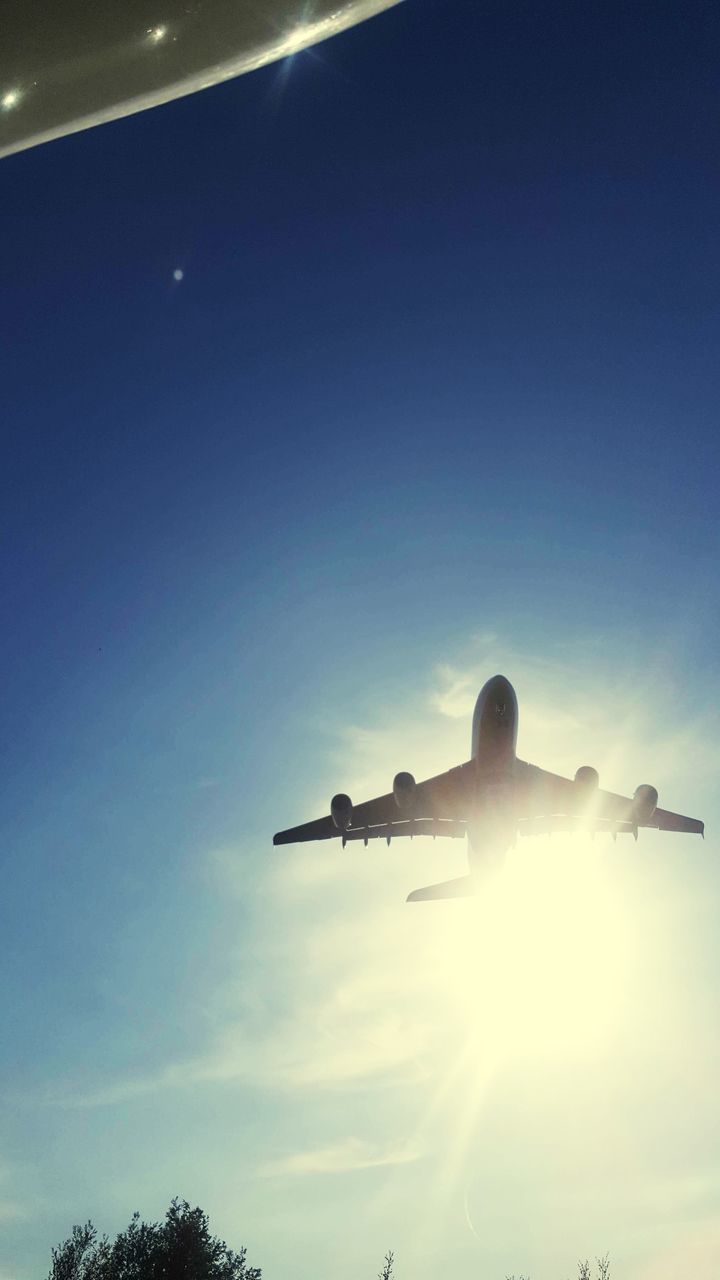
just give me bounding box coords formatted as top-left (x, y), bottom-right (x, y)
top-left (281, 25), bottom-right (313, 56)
top-left (1, 89), bottom-right (21, 111)
top-left (172, 268), bottom-right (184, 282)
top-left (146, 24), bottom-right (167, 44)
top-left (395, 836), bottom-right (639, 1196)
top-left (423, 838), bottom-right (634, 1083)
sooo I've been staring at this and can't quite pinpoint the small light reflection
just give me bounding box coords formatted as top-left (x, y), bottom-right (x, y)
top-left (146, 24), bottom-right (168, 44)
top-left (1, 88), bottom-right (21, 111)
top-left (173, 268), bottom-right (184, 282)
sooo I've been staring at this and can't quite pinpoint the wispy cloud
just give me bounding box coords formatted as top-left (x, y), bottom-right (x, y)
top-left (428, 638), bottom-right (720, 794)
top-left (43, 900), bottom-right (438, 1110)
top-left (259, 1136), bottom-right (421, 1178)
top-left (0, 1199), bottom-right (25, 1222)
top-left (0, 1161), bottom-right (27, 1226)
top-left (45, 963), bottom-right (434, 1109)
top-left (430, 664), bottom-right (479, 720)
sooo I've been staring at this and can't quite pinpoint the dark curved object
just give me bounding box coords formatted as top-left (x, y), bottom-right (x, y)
top-left (0, 0), bottom-right (401, 159)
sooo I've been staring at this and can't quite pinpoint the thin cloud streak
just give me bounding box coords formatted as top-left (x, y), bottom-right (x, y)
top-left (0, 1200), bottom-right (25, 1223)
top-left (259, 1136), bottom-right (421, 1178)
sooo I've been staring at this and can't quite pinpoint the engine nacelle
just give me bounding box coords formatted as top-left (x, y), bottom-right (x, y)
top-left (393, 771), bottom-right (416, 809)
top-left (330, 793), bottom-right (353, 830)
top-left (574, 765), bottom-right (599, 789)
top-left (632, 784), bottom-right (658, 823)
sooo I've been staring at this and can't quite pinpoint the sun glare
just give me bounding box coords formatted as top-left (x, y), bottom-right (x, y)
top-left (439, 840), bottom-right (632, 1063)
top-left (398, 833), bottom-right (637, 1162)
top-left (282, 26), bottom-right (312, 55)
top-left (374, 833), bottom-right (641, 1258)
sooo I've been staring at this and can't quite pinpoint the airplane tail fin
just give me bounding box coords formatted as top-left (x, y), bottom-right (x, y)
top-left (406, 874), bottom-right (478, 903)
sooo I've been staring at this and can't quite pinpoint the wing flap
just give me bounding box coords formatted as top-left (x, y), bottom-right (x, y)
top-left (273, 761), bottom-right (475, 847)
top-left (342, 819), bottom-right (467, 843)
top-left (651, 807), bottom-right (704, 835)
top-left (518, 816), bottom-right (637, 837)
top-left (274, 818), bottom-right (468, 846)
top-left (515, 761), bottom-right (704, 837)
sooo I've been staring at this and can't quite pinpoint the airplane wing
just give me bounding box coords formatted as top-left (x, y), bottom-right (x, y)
top-left (273, 761), bottom-right (475, 846)
top-left (515, 761), bottom-right (704, 837)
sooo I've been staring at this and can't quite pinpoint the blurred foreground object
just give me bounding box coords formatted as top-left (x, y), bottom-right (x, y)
top-left (0, 0), bottom-right (401, 159)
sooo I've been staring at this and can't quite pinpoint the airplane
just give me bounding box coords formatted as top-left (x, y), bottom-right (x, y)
top-left (273, 674), bottom-right (705, 901)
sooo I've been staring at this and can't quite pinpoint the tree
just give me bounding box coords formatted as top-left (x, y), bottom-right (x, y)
top-left (48, 1198), bottom-right (261, 1280)
top-left (49, 1225), bottom-right (101, 1280)
top-left (576, 1259), bottom-right (610, 1280)
top-left (377, 1251), bottom-right (394, 1280)
top-left (508, 1255), bottom-right (610, 1280)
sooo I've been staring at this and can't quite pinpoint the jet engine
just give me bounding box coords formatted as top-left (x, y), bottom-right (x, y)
top-left (393, 771), bottom-right (416, 809)
top-left (574, 765), bottom-right (599, 788)
top-left (632, 784), bottom-right (658, 823)
top-left (330, 793), bottom-right (353, 830)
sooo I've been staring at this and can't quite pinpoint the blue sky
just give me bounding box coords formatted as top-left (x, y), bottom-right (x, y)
top-left (1, 1), bottom-right (719, 1275)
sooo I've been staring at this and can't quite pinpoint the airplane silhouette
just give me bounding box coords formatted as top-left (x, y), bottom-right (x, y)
top-left (274, 675), bottom-right (704, 901)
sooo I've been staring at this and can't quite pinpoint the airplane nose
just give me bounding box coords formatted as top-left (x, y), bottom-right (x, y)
top-left (472, 674), bottom-right (518, 758)
top-left (489, 674), bottom-right (512, 697)
top-left (487, 676), bottom-right (517, 723)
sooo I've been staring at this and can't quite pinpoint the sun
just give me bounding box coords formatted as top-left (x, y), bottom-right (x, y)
top-left (422, 836), bottom-right (634, 1081)
top-left (397, 835), bottom-right (638, 1217)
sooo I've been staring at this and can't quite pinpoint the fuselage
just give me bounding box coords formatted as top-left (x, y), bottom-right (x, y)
top-left (467, 674), bottom-right (519, 867)
top-left (471, 673), bottom-right (519, 771)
